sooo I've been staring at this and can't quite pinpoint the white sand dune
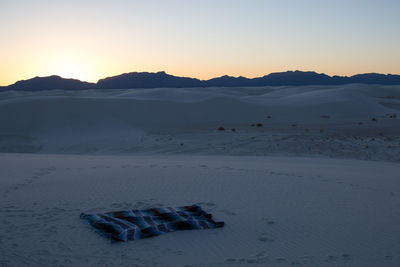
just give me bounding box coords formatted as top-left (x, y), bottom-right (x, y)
top-left (0, 84), bottom-right (399, 160)
top-left (0, 84), bottom-right (400, 266)
top-left (1, 153), bottom-right (400, 266)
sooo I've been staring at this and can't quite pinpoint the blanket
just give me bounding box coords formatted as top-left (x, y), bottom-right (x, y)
top-left (80, 204), bottom-right (224, 241)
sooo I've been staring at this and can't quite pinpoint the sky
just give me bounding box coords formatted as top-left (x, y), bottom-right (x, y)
top-left (1, 0), bottom-right (399, 86)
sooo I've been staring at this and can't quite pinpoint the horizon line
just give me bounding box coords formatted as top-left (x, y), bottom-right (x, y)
top-left (2, 70), bottom-right (400, 87)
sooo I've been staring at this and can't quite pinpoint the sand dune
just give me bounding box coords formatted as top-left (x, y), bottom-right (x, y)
top-left (1, 85), bottom-right (400, 266)
top-left (0, 84), bottom-right (399, 160)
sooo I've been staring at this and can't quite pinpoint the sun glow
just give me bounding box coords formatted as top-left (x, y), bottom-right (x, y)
top-left (52, 62), bottom-right (90, 81)
top-left (40, 54), bottom-right (98, 82)
top-left (1, 1), bottom-right (399, 87)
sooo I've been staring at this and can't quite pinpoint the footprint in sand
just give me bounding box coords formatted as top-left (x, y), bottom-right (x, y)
top-left (225, 251), bottom-right (269, 264)
top-left (336, 178), bottom-right (344, 184)
top-left (276, 258), bottom-right (287, 263)
top-left (327, 255), bottom-right (338, 262)
top-left (258, 233), bottom-right (274, 242)
top-left (225, 258), bottom-right (236, 263)
top-left (174, 250), bottom-right (184, 256)
top-left (34, 167), bottom-right (56, 177)
top-left (45, 226), bottom-right (57, 234)
top-left (262, 217), bottom-right (276, 225)
top-left (27, 167), bottom-right (56, 187)
top-left (57, 242), bottom-right (72, 252)
top-left (327, 254), bottom-right (351, 262)
top-left (342, 254), bottom-right (351, 261)
top-left (219, 209), bottom-right (237, 216)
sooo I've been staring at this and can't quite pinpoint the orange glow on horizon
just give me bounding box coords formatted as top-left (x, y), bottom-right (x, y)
top-left (1, 1), bottom-right (399, 86)
top-left (2, 67), bottom-right (400, 87)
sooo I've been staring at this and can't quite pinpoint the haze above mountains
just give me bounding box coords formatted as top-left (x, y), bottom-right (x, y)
top-left (2, 70), bottom-right (400, 91)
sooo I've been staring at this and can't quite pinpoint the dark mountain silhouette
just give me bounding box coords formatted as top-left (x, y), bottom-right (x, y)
top-left (1, 71), bottom-right (400, 91)
top-left (202, 71), bottom-right (400, 87)
top-left (204, 75), bottom-right (252, 87)
top-left (253, 71), bottom-right (333, 86)
top-left (5, 75), bottom-right (95, 91)
top-left (97, 71), bottom-right (202, 89)
top-left (348, 73), bottom-right (400, 84)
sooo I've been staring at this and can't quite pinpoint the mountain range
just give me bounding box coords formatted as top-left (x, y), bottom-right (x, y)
top-left (1, 71), bottom-right (400, 91)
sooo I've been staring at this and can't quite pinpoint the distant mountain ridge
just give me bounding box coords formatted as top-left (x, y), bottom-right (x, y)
top-left (97, 71), bottom-right (202, 89)
top-left (3, 75), bottom-right (95, 91)
top-left (2, 70), bottom-right (400, 91)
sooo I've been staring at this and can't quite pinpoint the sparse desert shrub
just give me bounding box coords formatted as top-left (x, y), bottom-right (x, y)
top-left (371, 118), bottom-right (377, 122)
top-left (320, 115), bottom-right (330, 119)
top-left (291, 123), bottom-right (297, 127)
top-left (231, 128), bottom-right (236, 132)
top-left (217, 127), bottom-right (225, 131)
top-left (266, 115), bottom-right (272, 119)
top-left (256, 123), bottom-right (263, 127)
top-left (386, 113), bottom-right (397, 118)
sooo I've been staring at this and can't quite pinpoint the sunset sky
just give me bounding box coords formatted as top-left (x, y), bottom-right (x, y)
top-left (1, 0), bottom-right (399, 86)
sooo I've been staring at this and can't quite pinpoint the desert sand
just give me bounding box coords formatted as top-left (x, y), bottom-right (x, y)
top-left (0, 84), bottom-right (399, 266)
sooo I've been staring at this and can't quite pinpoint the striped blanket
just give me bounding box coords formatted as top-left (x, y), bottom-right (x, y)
top-left (80, 205), bottom-right (224, 241)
